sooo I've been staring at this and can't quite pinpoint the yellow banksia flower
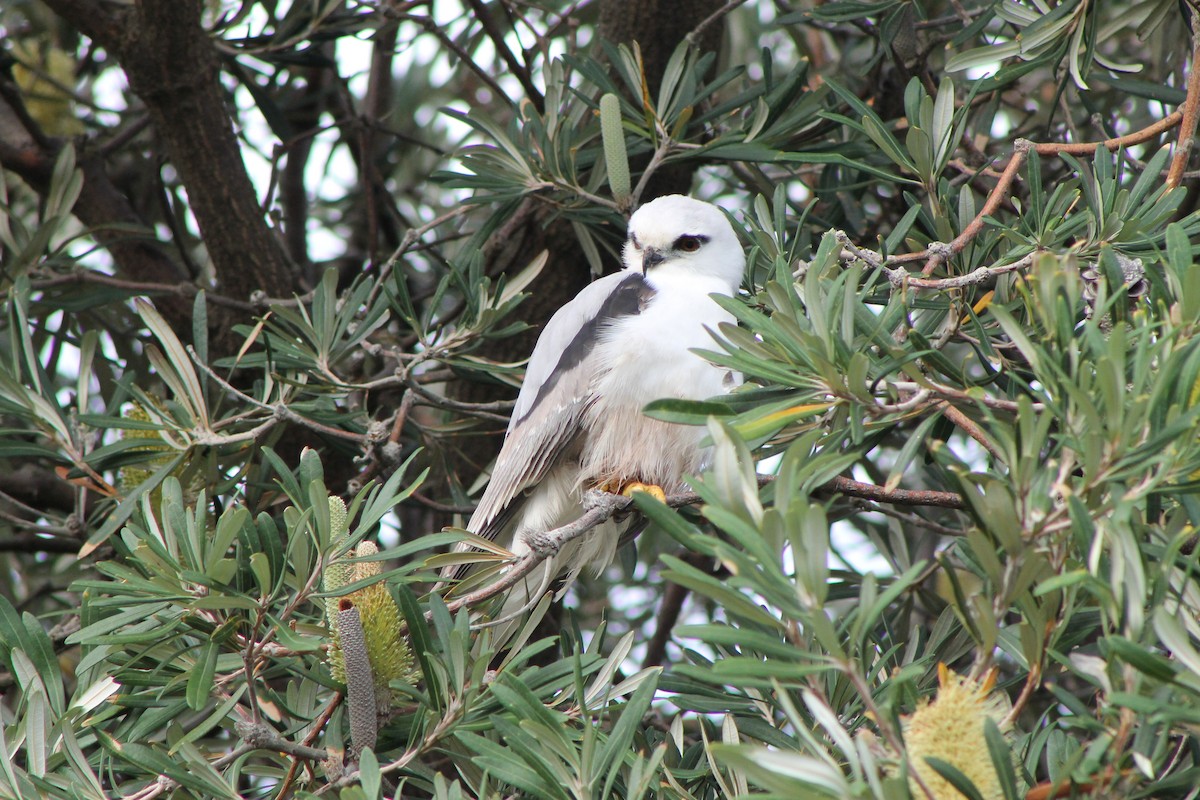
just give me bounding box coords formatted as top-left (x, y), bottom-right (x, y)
top-left (323, 496), bottom-right (413, 702)
top-left (11, 40), bottom-right (86, 137)
top-left (903, 664), bottom-right (1010, 800)
top-left (119, 401), bottom-right (174, 497)
top-left (348, 541), bottom-right (414, 698)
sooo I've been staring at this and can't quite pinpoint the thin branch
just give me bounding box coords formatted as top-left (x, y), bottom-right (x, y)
top-left (406, 491), bottom-right (476, 515)
top-left (821, 476), bottom-right (965, 509)
top-left (884, 112), bottom-right (1185, 275)
top-left (0, 534), bottom-right (80, 553)
top-left (363, 203), bottom-right (472, 313)
top-left (235, 719), bottom-right (329, 762)
top-left (1003, 659), bottom-right (1042, 728)
top-left (464, 0), bottom-right (545, 113)
top-left (380, 694), bottom-right (464, 775)
top-left (31, 267), bottom-right (314, 310)
top-left (856, 501), bottom-right (966, 537)
top-left (405, 378), bottom-right (515, 421)
top-left (442, 490), bottom-right (635, 615)
top-left (438, 476), bottom-right (966, 619)
top-left (937, 401), bottom-right (1006, 463)
top-left (686, 0), bottom-right (751, 46)
top-left (843, 232), bottom-right (1038, 292)
top-left (1168, 23), bottom-right (1200, 187)
top-left (402, 13), bottom-right (514, 109)
top-left (273, 694), bottom-right (341, 800)
top-left (644, 552), bottom-right (715, 668)
top-left (889, 380), bottom-right (1043, 412)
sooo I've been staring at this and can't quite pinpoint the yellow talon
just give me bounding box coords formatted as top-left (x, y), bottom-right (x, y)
top-left (620, 482), bottom-right (666, 503)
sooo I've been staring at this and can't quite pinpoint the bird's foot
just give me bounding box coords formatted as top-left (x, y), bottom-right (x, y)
top-left (619, 481), bottom-right (666, 503)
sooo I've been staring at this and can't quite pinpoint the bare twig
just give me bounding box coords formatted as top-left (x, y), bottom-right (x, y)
top-left (236, 719), bottom-right (329, 762)
top-left (644, 552), bottom-right (716, 668)
top-left (1168, 24), bottom-right (1200, 187)
top-left (883, 112), bottom-right (1185, 276)
top-left (405, 378), bottom-right (515, 422)
top-left (402, 13), bottom-right (513, 108)
top-left (890, 380), bottom-right (1043, 412)
top-left (464, 0), bottom-right (545, 113)
top-left (936, 401), bottom-right (1006, 463)
top-left (31, 270), bottom-right (311, 311)
top-left (686, 0), bottom-right (751, 46)
top-left (273, 694), bottom-right (341, 800)
top-left (822, 476), bottom-right (966, 509)
top-left (437, 475), bottom-right (965, 620)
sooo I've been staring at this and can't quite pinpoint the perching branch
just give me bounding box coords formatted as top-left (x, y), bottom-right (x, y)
top-left (443, 490), bottom-right (636, 616)
top-left (440, 476), bottom-right (966, 616)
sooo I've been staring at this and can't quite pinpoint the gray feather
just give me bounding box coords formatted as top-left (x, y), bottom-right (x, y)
top-left (467, 271), bottom-right (654, 541)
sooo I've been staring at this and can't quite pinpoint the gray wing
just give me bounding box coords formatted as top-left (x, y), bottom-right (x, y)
top-left (467, 270), bottom-right (655, 542)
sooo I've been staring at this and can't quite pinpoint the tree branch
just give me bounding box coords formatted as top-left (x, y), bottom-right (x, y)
top-left (438, 475), bottom-right (966, 618)
top-left (235, 719), bottom-right (329, 763)
top-left (885, 112), bottom-right (1185, 276)
top-left (463, 0), bottom-right (545, 113)
top-left (42, 0), bottom-right (296, 351)
top-left (1167, 22), bottom-right (1200, 188)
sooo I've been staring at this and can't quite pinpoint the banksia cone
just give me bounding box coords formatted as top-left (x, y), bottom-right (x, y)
top-left (11, 40), bottom-right (86, 137)
top-left (322, 496), bottom-right (356, 684)
top-left (323, 497), bottom-right (413, 704)
top-left (903, 664), bottom-right (1011, 800)
top-left (347, 540), bottom-right (413, 697)
top-left (119, 402), bottom-right (172, 493)
top-left (599, 92), bottom-right (631, 203)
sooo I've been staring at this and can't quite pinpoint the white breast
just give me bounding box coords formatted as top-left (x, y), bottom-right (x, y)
top-left (579, 273), bottom-right (736, 492)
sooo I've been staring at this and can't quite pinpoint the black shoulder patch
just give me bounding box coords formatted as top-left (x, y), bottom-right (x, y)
top-left (516, 273), bottom-right (655, 424)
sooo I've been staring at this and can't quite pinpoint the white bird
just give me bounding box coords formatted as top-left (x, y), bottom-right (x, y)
top-left (453, 194), bottom-right (745, 606)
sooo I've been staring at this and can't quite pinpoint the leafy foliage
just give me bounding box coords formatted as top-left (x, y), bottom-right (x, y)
top-left (2, 1), bottom-right (1200, 798)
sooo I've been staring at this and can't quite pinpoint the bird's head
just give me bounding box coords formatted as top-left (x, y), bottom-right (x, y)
top-left (622, 195), bottom-right (745, 290)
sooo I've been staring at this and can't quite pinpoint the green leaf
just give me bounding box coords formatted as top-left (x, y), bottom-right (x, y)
top-left (359, 748), bottom-right (381, 798)
top-left (186, 640), bottom-right (219, 711)
top-left (923, 756), bottom-right (986, 800)
top-left (985, 719), bottom-right (1022, 800)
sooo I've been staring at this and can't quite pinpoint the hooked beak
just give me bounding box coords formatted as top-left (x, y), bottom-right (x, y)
top-left (641, 248), bottom-right (665, 274)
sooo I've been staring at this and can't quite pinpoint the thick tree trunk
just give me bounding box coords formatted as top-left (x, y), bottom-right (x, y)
top-left (40, 0), bottom-right (296, 352)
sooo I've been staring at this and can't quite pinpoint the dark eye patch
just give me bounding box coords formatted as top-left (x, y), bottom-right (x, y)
top-left (674, 234), bottom-right (708, 252)
top-left (629, 233), bottom-right (641, 249)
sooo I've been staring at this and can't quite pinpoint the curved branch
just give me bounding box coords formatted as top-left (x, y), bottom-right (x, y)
top-left (1167, 22), bottom-right (1200, 188)
top-left (886, 112), bottom-right (1185, 275)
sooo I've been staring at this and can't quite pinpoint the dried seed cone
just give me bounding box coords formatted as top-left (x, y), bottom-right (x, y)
top-left (903, 664), bottom-right (1010, 800)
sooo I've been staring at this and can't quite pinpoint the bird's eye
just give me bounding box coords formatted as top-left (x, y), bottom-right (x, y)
top-left (675, 235), bottom-right (704, 253)
top-left (629, 233), bottom-right (641, 250)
